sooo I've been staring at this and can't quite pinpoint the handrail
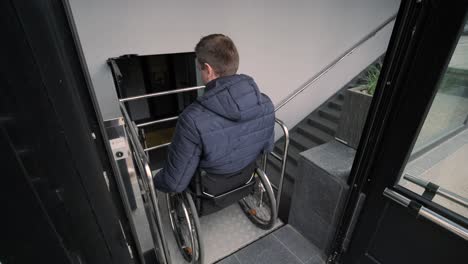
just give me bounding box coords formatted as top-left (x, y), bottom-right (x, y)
top-left (274, 14), bottom-right (397, 111)
top-left (117, 14), bottom-right (397, 115)
top-left (119, 85), bottom-right (205, 102)
top-left (145, 142), bottom-right (171, 152)
top-left (403, 174), bottom-right (468, 208)
top-left (271, 118), bottom-right (289, 214)
top-left (119, 102), bottom-right (172, 264)
top-left (120, 103), bottom-right (148, 158)
top-left (384, 188), bottom-right (468, 241)
top-left (270, 152), bottom-right (283, 161)
top-left (137, 116), bottom-right (179, 128)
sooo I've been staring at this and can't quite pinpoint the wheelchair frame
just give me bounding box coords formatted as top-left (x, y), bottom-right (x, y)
top-left (166, 167), bottom-right (276, 264)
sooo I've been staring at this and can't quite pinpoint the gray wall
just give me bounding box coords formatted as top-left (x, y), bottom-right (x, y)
top-left (68, 0), bottom-right (399, 132)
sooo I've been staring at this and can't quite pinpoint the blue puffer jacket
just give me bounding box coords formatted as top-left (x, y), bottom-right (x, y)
top-left (154, 74), bottom-right (275, 192)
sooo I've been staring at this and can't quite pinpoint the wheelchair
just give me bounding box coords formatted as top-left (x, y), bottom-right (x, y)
top-left (166, 160), bottom-right (277, 264)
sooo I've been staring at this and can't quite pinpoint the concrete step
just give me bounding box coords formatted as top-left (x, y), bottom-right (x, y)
top-left (296, 124), bottom-right (334, 145)
top-left (307, 113), bottom-right (338, 135)
top-left (337, 93), bottom-right (345, 101)
top-left (266, 155), bottom-right (296, 184)
top-left (327, 98), bottom-right (344, 111)
top-left (274, 143), bottom-right (302, 166)
top-left (318, 107), bottom-right (341, 123)
top-left (289, 131), bottom-right (320, 151)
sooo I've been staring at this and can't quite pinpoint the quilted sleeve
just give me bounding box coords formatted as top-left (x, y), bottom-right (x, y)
top-left (153, 112), bottom-right (201, 193)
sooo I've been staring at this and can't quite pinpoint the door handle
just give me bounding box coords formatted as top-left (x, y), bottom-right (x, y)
top-left (383, 188), bottom-right (468, 240)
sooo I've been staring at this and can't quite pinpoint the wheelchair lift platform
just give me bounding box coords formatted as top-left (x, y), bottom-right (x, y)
top-left (158, 191), bottom-right (284, 264)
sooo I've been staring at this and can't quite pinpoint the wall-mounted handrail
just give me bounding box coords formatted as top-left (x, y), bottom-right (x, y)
top-left (274, 14), bottom-right (397, 112)
top-left (119, 12), bottom-right (396, 120)
top-left (118, 10), bottom-right (395, 116)
top-left (119, 85), bottom-right (205, 102)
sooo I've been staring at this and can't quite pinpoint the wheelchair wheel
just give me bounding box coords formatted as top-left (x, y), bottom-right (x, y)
top-left (166, 192), bottom-right (204, 264)
top-left (239, 168), bottom-right (277, 230)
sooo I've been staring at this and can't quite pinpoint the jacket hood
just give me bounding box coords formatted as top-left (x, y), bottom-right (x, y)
top-left (197, 74), bottom-right (264, 121)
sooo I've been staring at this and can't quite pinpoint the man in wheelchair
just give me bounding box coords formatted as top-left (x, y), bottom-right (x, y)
top-left (153, 34), bottom-right (276, 263)
top-left (153, 33), bottom-right (275, 200)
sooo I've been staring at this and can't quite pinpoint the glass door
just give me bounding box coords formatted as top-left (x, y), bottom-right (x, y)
top-left (399, 23), bottom-right (468, 218)
top-left (338, 1), bottom-right (468, 263)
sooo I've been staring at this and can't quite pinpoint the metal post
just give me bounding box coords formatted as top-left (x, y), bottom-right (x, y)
top-left (262, 153), bottom-right (268, 174)
top-left (274, 118), bottom-right (290, 215)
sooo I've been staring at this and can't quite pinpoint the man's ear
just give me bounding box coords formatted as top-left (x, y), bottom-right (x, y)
top-left (204, 63), bottom-right (215, 76)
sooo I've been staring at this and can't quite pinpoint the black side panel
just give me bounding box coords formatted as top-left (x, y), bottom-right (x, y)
top-left (0, 0), bottom-right (134, 263)
top-left (365, 202), bottom-right (466, 264)
top-left (0, 128), bottom-right (72, 264)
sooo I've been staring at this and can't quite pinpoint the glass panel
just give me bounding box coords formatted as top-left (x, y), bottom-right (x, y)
top-left (399, 21), bottom-right (468, 218)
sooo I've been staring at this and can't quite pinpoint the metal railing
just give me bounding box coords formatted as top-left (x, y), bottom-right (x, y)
top-left (274, 13), bottom-right (397, 112)
top-left (267, 119), bottom-right (290, 214)
top-left (120, 102), bottom-right (172, 264)
top-left (384, 188), bottom-right (468, 241)
top-left (119, 85), bottom-right (205, 102)
top-left (403, 174), bottom-right (468, 208)
top-left (137, 116), bottom-right (179, 128)
top-left (119, 86), bottom-right (206, 152)
top-left (119, 86), bottom-right (290, 219)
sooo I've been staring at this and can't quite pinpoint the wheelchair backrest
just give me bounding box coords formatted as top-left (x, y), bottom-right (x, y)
top-left (190, 161), bottom-right (258, 216)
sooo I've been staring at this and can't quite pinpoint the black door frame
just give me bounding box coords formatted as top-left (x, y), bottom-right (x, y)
top-left (330, 0), bottom-right (468, 262)
top-left (1, 0), bottom-right (138, 263)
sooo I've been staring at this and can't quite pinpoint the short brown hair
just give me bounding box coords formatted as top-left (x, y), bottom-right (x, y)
top-left (195, 34), bottom-right (239, 76)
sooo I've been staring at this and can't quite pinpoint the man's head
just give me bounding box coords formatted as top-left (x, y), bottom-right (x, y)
top-left (195, 34), bottom-right (239, 84)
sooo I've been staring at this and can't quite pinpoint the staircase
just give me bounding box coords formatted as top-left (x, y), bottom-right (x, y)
top-left (268, 59), bottom-right (382, 221)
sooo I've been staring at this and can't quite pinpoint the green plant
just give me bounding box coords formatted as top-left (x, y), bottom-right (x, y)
top-left (364, 63), bottom-right (382, 95)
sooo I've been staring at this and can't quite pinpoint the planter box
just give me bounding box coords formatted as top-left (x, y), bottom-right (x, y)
top-left (336, 86), bottom-right (373, 149)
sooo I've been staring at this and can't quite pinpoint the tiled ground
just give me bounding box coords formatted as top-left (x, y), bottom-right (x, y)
top-left (449, 35), bottom-right (468, 70)
top-left (216, 225), bottom-right (325, 264)
top-left (401, 128), bottom-right (468, 217)
top-left (413, 93), bottom-right (468, 150)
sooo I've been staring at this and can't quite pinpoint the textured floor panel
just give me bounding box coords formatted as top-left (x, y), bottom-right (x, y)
top-left (200, 204), bottom-right (283, 263)
top-left (156, 191), bottom-right (283, 264)
top-left (217, 225), bottom-right (325, 264)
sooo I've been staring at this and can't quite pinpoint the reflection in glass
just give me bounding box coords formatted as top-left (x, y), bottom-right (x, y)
top-left (399, 22), bottom-right (468, 218)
